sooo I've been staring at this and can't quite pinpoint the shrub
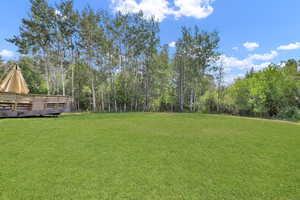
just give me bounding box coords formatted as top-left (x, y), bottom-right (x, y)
top-left (277, 107), bottom-right (300, 121)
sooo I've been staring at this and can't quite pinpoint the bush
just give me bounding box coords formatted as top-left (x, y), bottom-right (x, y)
top-left (277, 107), bottom-right (300, 121)
top-left (199, 91), bottom-right (218, 113)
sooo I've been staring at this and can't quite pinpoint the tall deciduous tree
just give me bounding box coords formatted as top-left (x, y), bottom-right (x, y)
top-left (8, 0), bottom-right (55, 94)
top-left (175, 26), bottom-right (219, 112)
top-left (79, 6), bottom-right (103, 112)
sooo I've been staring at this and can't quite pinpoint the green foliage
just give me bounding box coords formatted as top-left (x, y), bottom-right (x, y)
top-left (18, 57), bottom-right (48, 94)
top-left (7, 0), bottom-right (220, 113)
top-left (5, 0), bottom-right (299, 121)
top-left (199, 90), bottom-right (218, 113)
top-left (226, 62), bottom-right (300, 120)
top-left (278, 107), bottom-right (300, 121)
top-left (174, 26), bottom-right (220, 112)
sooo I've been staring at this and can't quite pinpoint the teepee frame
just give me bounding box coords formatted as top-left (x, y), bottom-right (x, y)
top-left (0, 65), bottom-right (29, 94)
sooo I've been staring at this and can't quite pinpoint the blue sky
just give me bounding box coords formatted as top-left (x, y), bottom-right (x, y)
top-left (1, 0), bottom-right (300, 83)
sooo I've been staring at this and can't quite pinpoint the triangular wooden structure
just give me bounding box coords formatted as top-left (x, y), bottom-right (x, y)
top-left (0, 65), bottom-right (30, 94)
top-left (0, 65), bottom-right (72, 118)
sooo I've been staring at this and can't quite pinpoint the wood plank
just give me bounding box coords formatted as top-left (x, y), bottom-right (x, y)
top-left (0, 92), bottom-right (73, 118)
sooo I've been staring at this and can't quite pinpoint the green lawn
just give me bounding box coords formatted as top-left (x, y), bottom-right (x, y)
top-left (0, 113), bottom-right (299, 200)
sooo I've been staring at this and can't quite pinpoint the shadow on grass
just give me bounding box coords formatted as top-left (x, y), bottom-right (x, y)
top-left (0, 115), bottom-right (60, 120)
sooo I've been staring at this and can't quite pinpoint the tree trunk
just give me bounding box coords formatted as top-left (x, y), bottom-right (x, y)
top-left (144, 78), bottom-right (149, 111)
top-left (144, 62), bottom-right (150, 112)
top-left (193, 93), bottom-right (197, 112)
top-left (60, 56), bottom-right (65, 96)
top-left (108, 93), bottom-right (111, 112)
top-left (114, 99), bottom-right (117, 112)
top-left (189, 89), bottom-right (193, 112)
top-left (135, 98), bottom-right (138, 111)
top-left (71, 49), bottom-right (76, 106)
top-left (45, 54), bottom-right (51, 95)
top-left (101, 90), bottom-right (105, 112)
top-left (179, 61), bottom-right (184, 112)
top-left (91, 77), bottom-right (96, 112)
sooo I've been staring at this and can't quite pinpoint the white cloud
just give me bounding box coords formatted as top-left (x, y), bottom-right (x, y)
top-left (232, 47), bottom-right (239, 51)
top-left (249, 51), bottom-right (278, 61)
top-left (220, 55), bottom-right (252, 70)
top-left (220, 48), bottom-right (278, 85)
top-left (172, 0), bottom-right (215, 20)
top-left (243, 42), bottom-right (259, 51)
top-left (221, 54), bottom-right (271, 84)
top-left (169, 41), bottom-right (176, 48)
top-left (0, 49), bottom-right (14, 58)
top-left (111, 0), bottom-right (215, 22)
top-left (277, 42), bottom-right (300, 50)
top-left (220, 50), bottom-right (277, 72)
top-left (224, 73), bottom-right (244, 84)
top-left (112, 0), bottom-right (171, 21)
top-left (252, 62), bottom-right (272, 71)
top-left (55, 10), bottom-right (61, 16)
top-left (279, 62), bottom-right (286, 68)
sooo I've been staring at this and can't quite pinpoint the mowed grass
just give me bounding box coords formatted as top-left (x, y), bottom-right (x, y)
top-left (0, 113), bottom-right (299, 200)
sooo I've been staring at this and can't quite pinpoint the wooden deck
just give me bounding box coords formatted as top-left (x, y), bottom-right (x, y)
top-left (0, 93), bottom-right (73, 118)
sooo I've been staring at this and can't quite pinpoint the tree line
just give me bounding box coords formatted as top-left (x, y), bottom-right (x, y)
top-left (1, 0), bottom-right (299, 120)
top-left (223, 61), bottom-right (300, 121)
